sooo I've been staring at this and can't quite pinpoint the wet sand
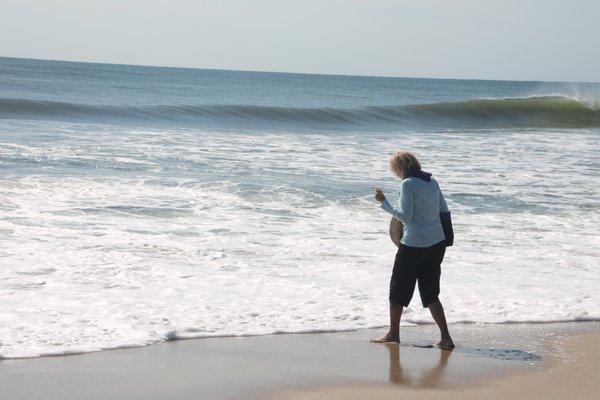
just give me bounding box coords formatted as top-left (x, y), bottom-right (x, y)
top-left (271, 330), bottom-right (600, 400)
top-left (0, 322), bottom-right (598, 400)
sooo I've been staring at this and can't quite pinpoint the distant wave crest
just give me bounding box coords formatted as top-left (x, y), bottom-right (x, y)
top-left (1, 96), bottom-right (600, 129)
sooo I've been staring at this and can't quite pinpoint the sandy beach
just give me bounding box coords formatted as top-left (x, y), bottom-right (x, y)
top-left (1, 322), bottom-right (598, 400)
top-left (272, 329), bottom-right (600, 400)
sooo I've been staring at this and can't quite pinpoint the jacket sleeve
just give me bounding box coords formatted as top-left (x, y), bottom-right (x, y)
top-left (380, 180), bottom-right (414, 223)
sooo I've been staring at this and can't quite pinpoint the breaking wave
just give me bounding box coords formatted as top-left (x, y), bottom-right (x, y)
top-left (1, 95), bottom-right (599, 130)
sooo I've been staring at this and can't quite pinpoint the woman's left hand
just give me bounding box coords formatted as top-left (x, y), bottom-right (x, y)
top-left (375, 188), bottom-right (386, 203)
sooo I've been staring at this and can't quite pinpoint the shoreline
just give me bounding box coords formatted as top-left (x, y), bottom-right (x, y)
top-left (1, 321), bottom-right (598, 400)
top-left (1, 319), bottom-right (596, 361)
top-left (2, 318), bottom-right (599, 361)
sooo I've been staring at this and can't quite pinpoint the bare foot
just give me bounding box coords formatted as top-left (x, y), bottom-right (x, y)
top-left (436, 338), bottom-right (455, 350)
top-left (370, 333), bottom-right (399, 343)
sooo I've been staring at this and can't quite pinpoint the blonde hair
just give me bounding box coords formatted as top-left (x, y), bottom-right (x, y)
top-left (390, 151), bottom-right (421, 179)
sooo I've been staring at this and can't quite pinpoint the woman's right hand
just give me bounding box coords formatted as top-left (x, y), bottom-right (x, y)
top-left (375, 188), bottom-right (386, 203)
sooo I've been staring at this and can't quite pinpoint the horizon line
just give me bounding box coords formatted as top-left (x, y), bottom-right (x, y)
top-left (2, 55), bottom-right (598, 85)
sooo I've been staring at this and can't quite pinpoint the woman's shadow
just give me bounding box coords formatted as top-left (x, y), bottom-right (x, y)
top-left (386, 343), bottom-right (451, 387)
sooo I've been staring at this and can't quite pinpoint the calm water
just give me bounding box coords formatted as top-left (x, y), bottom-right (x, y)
top-left (0, 57), bottom-right (599, 358)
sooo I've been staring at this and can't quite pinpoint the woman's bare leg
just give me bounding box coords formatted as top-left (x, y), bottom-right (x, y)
top-left (427, 300), bottom-right (454, 349)
top-left (371, 304), bottom-right (402, 342)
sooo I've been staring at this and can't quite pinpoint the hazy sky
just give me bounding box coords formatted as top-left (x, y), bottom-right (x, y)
top-left (2, 0), bottom-right (599, 82)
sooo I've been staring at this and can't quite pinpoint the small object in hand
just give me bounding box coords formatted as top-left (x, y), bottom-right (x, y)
top-left (389, 217), bottom-right (403, 247)
top-left (374, 187), bottom-right (385, 203)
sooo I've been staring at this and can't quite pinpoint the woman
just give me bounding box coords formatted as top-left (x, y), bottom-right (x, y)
top-left (373, 151), bottom-right (454, 350)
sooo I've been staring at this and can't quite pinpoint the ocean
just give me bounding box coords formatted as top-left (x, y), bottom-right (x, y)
top-left (1, 56), bottom-right (599, 358)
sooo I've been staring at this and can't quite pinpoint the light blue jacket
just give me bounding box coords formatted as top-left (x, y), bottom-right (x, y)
top-left (381, 177), bottom-right (448, 248)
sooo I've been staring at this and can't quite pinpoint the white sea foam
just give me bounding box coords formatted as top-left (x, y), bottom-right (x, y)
top-left (0, 121), bottom-right (599, 359)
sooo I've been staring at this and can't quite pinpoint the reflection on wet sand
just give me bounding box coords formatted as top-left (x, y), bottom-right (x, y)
top-left (386, 343), bottom-right (452, 387)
